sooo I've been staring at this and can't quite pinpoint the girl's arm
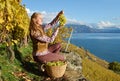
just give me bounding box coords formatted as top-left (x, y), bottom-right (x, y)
top-left (33, 28), bottom-right (59, 43)
top-left (44, 10), bottom-right (64, 30)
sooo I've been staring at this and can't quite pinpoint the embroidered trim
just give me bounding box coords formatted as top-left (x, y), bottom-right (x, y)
top-left (36, 50), bottom-right (50, 56)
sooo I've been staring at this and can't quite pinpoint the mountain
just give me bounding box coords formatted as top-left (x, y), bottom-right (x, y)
top-left (66, 24), bottom-right (94, 33)
top-left (66, 24), bottom-right (120, 33)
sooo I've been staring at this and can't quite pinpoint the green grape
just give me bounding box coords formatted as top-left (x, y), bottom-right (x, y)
top-left (47, 62), bottom-right (56, 66)
top-left (57, 61), bottom-right (65, 66)
top-left (59, 14), bottom-right (67, 26)
top-left (46, 61), bottom-right (65, 66)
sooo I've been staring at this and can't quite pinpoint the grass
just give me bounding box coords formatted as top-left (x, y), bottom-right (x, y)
top-left (66, 43), bottom-right (120, 81)
top-left (0, 44), bottom-right (44, 81)
top-left (82, 59), bottom-right (120, 81)
top-left (0, 43), bottom-right (120, 81)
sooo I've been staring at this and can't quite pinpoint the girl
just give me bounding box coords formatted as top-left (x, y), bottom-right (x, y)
top-left (29, 11), bottom-right (65, 63)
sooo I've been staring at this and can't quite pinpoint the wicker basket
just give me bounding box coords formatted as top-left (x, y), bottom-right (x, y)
top-left (45, 63), bottom-right (67, 78)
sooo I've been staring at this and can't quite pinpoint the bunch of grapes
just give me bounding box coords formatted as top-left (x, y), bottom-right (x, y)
top-left (59, 14), bottom-right (67, 26)
top-left (46, 61), bottom-right (65, 66)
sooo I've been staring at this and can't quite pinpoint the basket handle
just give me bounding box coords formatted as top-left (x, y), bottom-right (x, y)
top-left (41, 64), bottom-right (45, 72)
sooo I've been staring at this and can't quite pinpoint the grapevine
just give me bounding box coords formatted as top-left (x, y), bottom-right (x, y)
top-left (0, 0), bottom-right (29, 61)
top-left (0, 0), bottom-right (29, 44)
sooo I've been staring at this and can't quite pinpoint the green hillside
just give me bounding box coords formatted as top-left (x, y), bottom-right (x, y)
top-left (0, 42), bottom-right (120, 81)
top-left (67, 44), bottom-right (120, 81)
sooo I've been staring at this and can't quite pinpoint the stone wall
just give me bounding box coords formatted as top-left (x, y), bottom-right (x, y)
top-left (62, 52), bottom-right (88, 81)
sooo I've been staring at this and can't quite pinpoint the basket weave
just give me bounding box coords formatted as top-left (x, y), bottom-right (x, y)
top-left (45, 63), bottom-right (67, 78)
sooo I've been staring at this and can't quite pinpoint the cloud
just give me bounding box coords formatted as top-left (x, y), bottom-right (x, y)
top-left (42, 11), bottom-right (58, 23)
top-left (66, 18), bottom-right (94, 28)
top-left (97, 21), bottom-right (115, 29)
top-left (112, 17), bottom-right (120, 20)
top-left (25, 8), bottom-right (58, 23)
top-left (25, 8), bottom-right (119, 29)
top-left (66, 18), bottom-right (84, 24)
top-left (25, 8), bottom-right (36, 16)
top-left (26, 8), bottom-right (30, 14)
top-left (25, 8), bottom-right (85, 24)
top-left (40, 11), bottom-right (85, 25)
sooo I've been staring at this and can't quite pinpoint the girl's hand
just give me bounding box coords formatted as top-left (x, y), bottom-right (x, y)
top-left (56, 27), bottom-right (60, 30)
top-left (58, 25), bottom-right (63, 29)
top-left (54, 27), bottom-right (59, 32)
top-left (58, 10), bottom-right (64, 16)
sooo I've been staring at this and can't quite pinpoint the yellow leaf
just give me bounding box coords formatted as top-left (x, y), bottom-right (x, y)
top-left (0, 18), bottom-right (4, 23)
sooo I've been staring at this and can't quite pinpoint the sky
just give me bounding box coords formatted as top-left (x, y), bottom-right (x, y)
top-left (21, 0), bottom-right (120, 28)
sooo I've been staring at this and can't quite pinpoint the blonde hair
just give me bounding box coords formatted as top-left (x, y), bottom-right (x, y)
top-left (29, 12), bottom-right (44, 36)
top-left (29, 12), bottom-right (42, 30)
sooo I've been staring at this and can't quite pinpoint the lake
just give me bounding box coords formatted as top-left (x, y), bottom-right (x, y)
top-left (70, 33), bottom-right (120, 62)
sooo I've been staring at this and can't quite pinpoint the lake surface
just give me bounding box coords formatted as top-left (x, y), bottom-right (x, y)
top-left (70, 33), bottom-right (120, 62)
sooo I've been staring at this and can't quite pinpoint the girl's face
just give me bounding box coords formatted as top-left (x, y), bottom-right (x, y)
top-left (36, 15), bottom-right (43, 25)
